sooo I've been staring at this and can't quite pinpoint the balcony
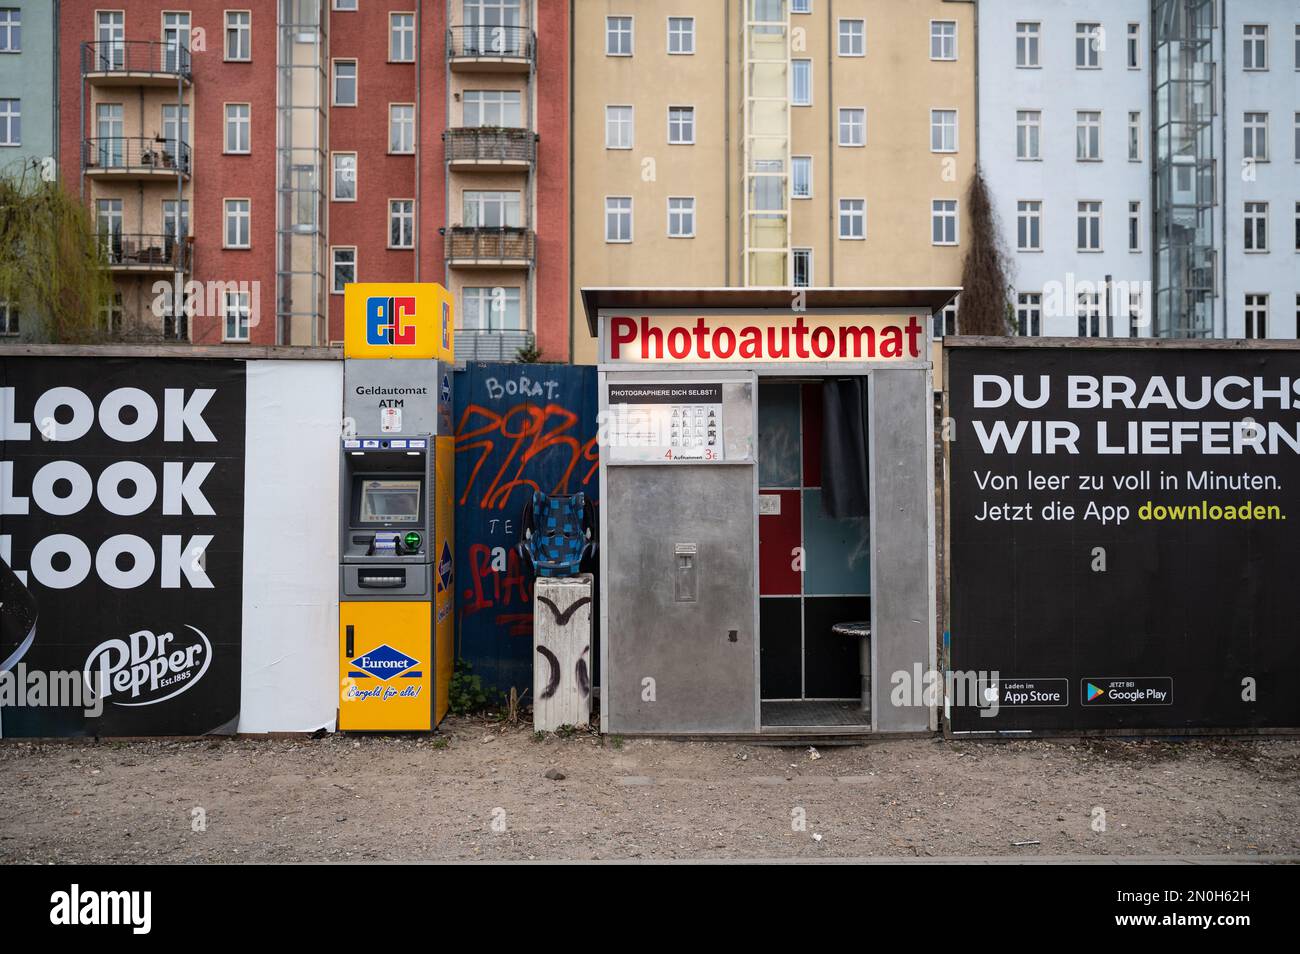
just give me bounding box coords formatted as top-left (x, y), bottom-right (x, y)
top-left (444, 127), bottom-right (536, 172)
top-left (100, 232), bottom-right (193, 275)
top-left (82, 40), bottom-right (193, 87)
top-left (456, 330), bottom-right (536, 362)
top-left (447, 26), bottom-right (534, 72)
top-left (445, 226), bottom-right (535, 268)
top-left (84, 137), bottom-right (191, 180)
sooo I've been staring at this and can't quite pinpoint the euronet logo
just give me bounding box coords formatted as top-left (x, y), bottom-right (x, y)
top-left (50, 884), bottom-right (151, 935)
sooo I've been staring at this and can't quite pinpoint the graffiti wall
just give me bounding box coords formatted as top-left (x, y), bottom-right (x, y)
top-left (453, 363), bottom-right (599, 695)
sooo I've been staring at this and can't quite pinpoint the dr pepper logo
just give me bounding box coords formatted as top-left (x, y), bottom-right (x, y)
top-left (365, 296), bottom-right (418, 347)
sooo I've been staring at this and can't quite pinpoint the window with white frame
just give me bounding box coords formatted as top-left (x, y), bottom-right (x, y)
top-left (224, 199), bottom-right (250, 248)
top-left (1128, 201), bottom-right (1141, 252)
top-left (932, 199), bottom-right (958, 245)
top-left (464, 190), bottom-right (520, 227)
top-left (223, 289), bottom-right (251, 341)
top-left (463, 286), bottom-right (522, 331)
top-left (1244, 112), bottom-right (1268, 161)
top-left (0, 98), bottom-right (19, 146)
top-left (389, 104), bottom-right (415, 153)
top-left (838, 108), bottom-right (865, 146)
top-left (839, 198), bottom-right (865, 239)
top-left (1077, 201), bottom-right (1101, 251)
top-left (0, 300), bottom-right (18, 335)
top-left (334, 0), bottom-right (358, 9)
top-left (464, 90), bottom-right (521, 127)
top-left (1016, 200), bottom-right (1041, 251)
top-left (331, 247), bottom-right (355, 293)
top-left (1017, 293), bottom-right (1041, 336)
top-left (668, 16), bottom-right (694, 54)
top-left (332, 152), bottom-right (356, 201)
top-left (606, 16), bottom-right (632, 56)
top-left (390, 13), bottom-right (415, 62)
top-left (931, 21), bottom-right (956, 60)
top-left (1076, 110), bottom-right (1101, 160)
top-left (162, 12), bottom-right (191, 72)
top-left (839, 19), bottom-right (864, 57)
top-left (605, 196), bottom-right (632, 242)
top-left (333, 60), bottom-right (357, 106)
top-left (667, 106), bottom-right (695, 144)
top-left (936, 299), bottom-right (959, 338)
top-left (791, 59), bottom-right (811, 105)
top-left (1128, 288), bottom-right (1147, 336)
top-left (389, 199), bottom-right (415, 248)
top-left (1128, 111), bottom-right (1141, 161)
top-left (1076, 22), bottom-right (1101, 68)
top-left (1244, 201), bottom-right (1268, 251)
top-left (224, 104), bottom-right (250, 154)
top-left (0, 8), bottom-right (19, 53)
top-left (1243, 24), bottom-right (1268, 70)
top-left (1126, 23), bottom-right (1140, 69)
top-left (667, 196), bottom-right (695, 237)
top-left (606, 106), bottom-right (633, 149)
top-left (931, 109), bottom-right (957, 152)
top-left (1016, 21), bottom-right (1039, 67)
top-left (791, 0), bottom-right (811, 13)
top-left (792, 248), bottom-right (812, 287)
top-left (1016, 109), bottom-right (1040, 160)
top-left (225, 11), bottom-right (251, 61)
top-left (1077, 291), bottom-right (1103, 336)
top-left (791, 156), bottom-right (812, 198)
top-left (1245, 293), bottom-right (1268, 338)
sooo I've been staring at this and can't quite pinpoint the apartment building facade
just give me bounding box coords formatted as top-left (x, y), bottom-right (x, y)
top-left (570, 0), bottom-right (977, 364)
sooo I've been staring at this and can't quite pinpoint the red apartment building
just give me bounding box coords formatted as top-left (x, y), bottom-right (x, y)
top-left (57, 1), bottom-right (570, 359)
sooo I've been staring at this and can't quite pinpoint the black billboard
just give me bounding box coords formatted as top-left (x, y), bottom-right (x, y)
top-left (0, 357), bottom-right (246, 736)
top-left (947, 344), bottom-right (1300, 732)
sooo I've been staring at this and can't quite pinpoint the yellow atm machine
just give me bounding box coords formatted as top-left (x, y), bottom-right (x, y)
top-left (339, 283), bottom-right (454, 731)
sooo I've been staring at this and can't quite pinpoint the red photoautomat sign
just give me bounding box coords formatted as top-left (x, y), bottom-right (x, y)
top-left (602, 312), bottom-right (927, 364)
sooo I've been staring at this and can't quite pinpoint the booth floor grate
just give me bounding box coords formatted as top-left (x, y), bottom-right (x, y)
top-left (761, 700), bottom-right (872, 728)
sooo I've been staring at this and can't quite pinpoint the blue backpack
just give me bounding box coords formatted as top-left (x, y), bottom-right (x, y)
top-left (517, 491), bottom-right (597, 577)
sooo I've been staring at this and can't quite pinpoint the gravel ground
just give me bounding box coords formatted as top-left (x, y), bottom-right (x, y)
top-left (1, 721), bottom-right (1297, 862)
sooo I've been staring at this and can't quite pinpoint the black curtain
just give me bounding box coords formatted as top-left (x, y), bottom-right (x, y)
top-left (821, 378), bottom-right (869, 518)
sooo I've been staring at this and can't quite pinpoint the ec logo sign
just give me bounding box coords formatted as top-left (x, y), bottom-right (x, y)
top-left (366, 296), bottom-right (417, 346)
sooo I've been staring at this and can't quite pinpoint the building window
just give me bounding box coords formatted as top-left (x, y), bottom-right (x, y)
top-left (838, 108), bottom-right (865, 146)
top-left (1077, 292), bottom-right (1103, 337)
top-left (667, 196), bottom-right (695, 237)
top-left (667, 106), bottom-right (695, 144)
top-left (1016, 293), bottom-right (1041, 336)
top-left (333, 60), bottom-right (357, 107)
top-left (0, 98), bottom-right (19, 146)
top-left (667, 16), bottom-right (694, 54)
top-left (1077, 201), bottom-right (1101, 251)
top-left (791, 59), bottom-right (812, 106)
top-left (224, 199), bottom-right (251, 248)
top-left (224, 104), bottom-right (250, 154)
top-left (606, 16), bottom-right (633, 56)
top-left (936, 299), bottom-right (958, 338)
top-left (162, 200), bottom-right (189, 243)
top-left (1126, 23), bottom-right (1140, 69)
top-left (96, 11), bottom-right (125, 69)
top-left (791, 156), bottom-right (812, 198)
top-left (162, 12), bottom-right (191, 72)
top-left (931, 109), bottom-right (957, 153)
top-left (1244, 294), bottom-right (1268, 338)
top-left (839, 198), bottom-right (865, 239)
top-left (331, 247), bottom-right (356, 294)
top-left (389, 104), bottom-right (415, 154)
top-left (1244, 112), bottom-right (1269, 161)
top-left (838, 19), bottom-right (864, 57)
top-left (464, 190), bottom-right (520, 227)
top-left (390, 13), bottom-right (415, 62)
top-left (1243, 24), bottom-right (1268, 71)
top-left (463, 286), bottom-right (522, 331)
top-left (1016, 200), bottom-right (1042, 251)
top-left (225, 11), bottom-right (251, 61)
top-left (791, 0), bottom-right (811, 13)
top-left (930, 21), bottom-right (956, 60)
top-left (1295, 112), bottom-right (1300, 160)
top-left (465, 90), bottom-right (521, 127)
top-left (0, 300), bottom-right (19, 336)
top-left (1076, 22), bottom-right (1101, 68)
top-left (792, 248), bottom-right (812, 287)
top-left (932, 199), bottom-right (958, 245)
top-left (332, 153), bottom-right (357, 201)
top-left (1016, 21), bottom-right (1039, 68)
top-left (1016, 109), bottom-right (1041, 160)
top-left (605, 196), bottom-right (632, 242)
top-left (223, 290), bottom-right (251, 342)
top-left (1244, 201), bottom-right (1268, 252)
top-left (1076, 110), bottom-right (1101, 160)
top-left (1128, 201), bottom-right (1141, 252)
top-left (333, 0), bottom-right (358, 9)
top-left (1295, 25), bottom-right (1300, 70)
top-left (389, 199), bottom-right (414, 248)
top-left (0, 9), bottom-right (19, 53)
top-left (605, 105), bottom-right (633, 149)
top-left (1128, 112), bottom-right (1141, 161)
top-left (1294, 201), bottom-right (1299, 251)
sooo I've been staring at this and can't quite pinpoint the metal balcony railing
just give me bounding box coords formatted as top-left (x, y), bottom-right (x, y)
top-left (447, 25), bottom-right (534, 60)
top-left (456, 330), bottom-right (536, 362)
top-left (99, 231), bottom-right (193, 272)
top-left (443, 127), bottom-right (537, 165)
top-left (81, 40), bottom-right (193, 81)
top-left (445, 226), bottom-right (536, 264)
top-left (84, 137), bottom-right (192, 176)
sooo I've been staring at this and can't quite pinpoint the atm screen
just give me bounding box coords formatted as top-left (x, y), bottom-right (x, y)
top-left (358, 479), bottom-right (422, 524)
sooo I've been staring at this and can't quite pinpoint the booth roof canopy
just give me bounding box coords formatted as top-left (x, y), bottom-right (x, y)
top-left (580, 286), bottom-right (961, 336)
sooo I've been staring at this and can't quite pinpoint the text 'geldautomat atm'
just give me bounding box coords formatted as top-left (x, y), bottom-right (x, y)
top-left (338, 283), bottom-right (455, 731)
